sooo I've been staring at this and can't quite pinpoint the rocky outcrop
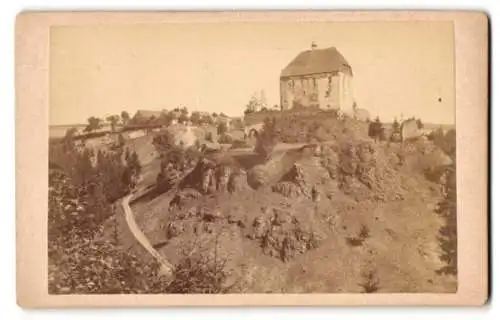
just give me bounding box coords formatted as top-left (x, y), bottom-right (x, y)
top-left (181, 158), bottom-right (248, 195)
top-left (228, 168), bottom-right (249, 193)
top-left (246, 207), bottom-right (326, 262)
top-left (271, 181), bottom-right (302, 198)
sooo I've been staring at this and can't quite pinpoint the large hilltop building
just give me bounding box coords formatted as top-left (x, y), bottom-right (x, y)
top-left (280, 42), bottom-right (355, 112)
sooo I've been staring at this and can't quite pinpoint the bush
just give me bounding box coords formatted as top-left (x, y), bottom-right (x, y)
top-left (218, 133), bottom-right (233, 144)
top-left (205, 131), bottom-right (214, 142)
top-left (436, 165), bottom-right (457, 276)
top-left (165, 233), bottom-right (234, 293)
top-left (254, 117), bottom-right (279, 159)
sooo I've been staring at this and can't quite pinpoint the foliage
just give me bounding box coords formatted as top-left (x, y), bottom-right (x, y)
top-left (164, 234), bottom-right (233, 294)
top-left (158, 112), bottom-right (175, 126)
top-left (244, 92), bottom-right (267, 115)
top-left (121, 111), bottom-right (131, 125)
top-left (416, 118), bottom-right (424, 129)
top-left (47, 139), bottom-right (168, 295)
top-left (85, 116), bottom-right (103, 133)
top-left (435, 153), bottom-right (457, 275)
top-left (125, 151), bottom-right (142, 187)
top-left (106, 115), bottom-right (120, 132)
top-left (156, 161), bottom-right (182, 193)
top-left (152, 132), bottom-right (201, 171)
top-left (217, 122), bottom-right (228, 135)
top-left (218, 133), bottom-right (233, 144)
top-left (48, 238), bottom-right (168, 294)
top-left (392, 118), bottom-right (400, 133)
top-left (368, 117), bottom-right (384, 141)
top-left (202, 114), bottom-right (214, 125)
top-left (429, 128), bottom-right (456, 157)
top-left (178, 113), bottom-right (189, 124)
top-left (360, 269), bottom-right (380, 293)
top-left (254, 117), bottom-right (279, 159)
top-left (190, 111), bottom-right (202, 125)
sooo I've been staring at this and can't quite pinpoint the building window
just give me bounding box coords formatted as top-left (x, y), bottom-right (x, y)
top-left (313, 78), bottom-right (317, 89)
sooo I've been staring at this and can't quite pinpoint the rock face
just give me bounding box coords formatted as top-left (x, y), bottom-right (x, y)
top-left (228, 169), bottom-right (249, 193)
top-left (247, 208), bottom-right (325, 262)
top-left (271, 181), bottom-right (302, 198)
top-left (247, 165), bottom-right (269, 189)
top-left (216, 165), bottom-right (232, 193)
top-left (182, 158), bottom-right (248, 194)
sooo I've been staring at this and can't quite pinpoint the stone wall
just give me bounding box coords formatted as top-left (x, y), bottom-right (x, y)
top-left (280, 71), bottom-right (353, 112)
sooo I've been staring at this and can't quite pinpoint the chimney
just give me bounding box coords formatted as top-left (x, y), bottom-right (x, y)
top-left (311, 41), bottom-right (318, 50)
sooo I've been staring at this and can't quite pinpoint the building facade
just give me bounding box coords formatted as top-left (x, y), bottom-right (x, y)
top-left (280, 43), bottom-right (355, 112)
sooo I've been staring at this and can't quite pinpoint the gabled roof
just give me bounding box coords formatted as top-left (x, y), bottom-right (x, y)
top-left (280, 46), bottom-right (353, 78)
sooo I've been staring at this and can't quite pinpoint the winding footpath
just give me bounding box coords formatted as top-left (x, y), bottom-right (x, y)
top-left (121, 194), bottom-right (174, 278)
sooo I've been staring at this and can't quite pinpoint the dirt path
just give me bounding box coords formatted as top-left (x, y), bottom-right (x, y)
top-left (121, 194), bottom-right (174, 278)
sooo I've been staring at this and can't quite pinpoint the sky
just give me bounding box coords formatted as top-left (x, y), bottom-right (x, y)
top-left (50, 21), bottom-right (455, 125)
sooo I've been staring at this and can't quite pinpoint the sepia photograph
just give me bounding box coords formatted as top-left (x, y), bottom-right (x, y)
top-left (47, 19), bottom-right (458, 295)
top-left (15, 11), bottom-right (488, 307)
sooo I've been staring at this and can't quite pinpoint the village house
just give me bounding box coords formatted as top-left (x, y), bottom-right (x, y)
top-left (280, 42), bottom-right (355, 112)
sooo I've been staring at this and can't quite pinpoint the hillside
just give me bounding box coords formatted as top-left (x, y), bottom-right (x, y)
top-left (128, 112), bottom-right (457, 293)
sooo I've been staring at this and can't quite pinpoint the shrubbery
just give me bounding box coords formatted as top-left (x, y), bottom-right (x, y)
top-left (254, 117), bottom-right (279, 159)
top-left (48, 140), bottom-right (154, 294)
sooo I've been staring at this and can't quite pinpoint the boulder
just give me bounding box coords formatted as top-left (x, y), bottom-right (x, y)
top-left (271, 181), bottom-right (302, 198)
top-left (216, 165), bottom-right (232, 192)
top-left (166, 221), bottom-right (185, 239)
top-left (228, 169), bottom-right (249, 193)
top-left (247, 165), bottom-right (269, 189)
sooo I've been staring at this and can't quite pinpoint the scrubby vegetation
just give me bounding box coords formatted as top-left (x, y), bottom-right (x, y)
top-left (48, 137), bottom-right (158, 293)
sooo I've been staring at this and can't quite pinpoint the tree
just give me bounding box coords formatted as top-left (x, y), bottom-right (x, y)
top-left (416, 118), bottom-right (424, 130)
top-left (85, 116), bottom-right (102, 133)
top-left (217, 122), bottom-right (228, 136)
top-left (159, 112), bottom-right (175, 126)
top-left (106, 115), bottom-right (120, 132)
top-left (219, 112), bottom-right (228, 117)
top-left (202, 114), bottom-right (214, 125)
top-left (392, 118), bottom-right (400, 133)
top-left (62, 127), bottom-right (78, 151)
top-left (190, 112), bottom-right (202, 125)
top-left (254, 117), bottom-right (279, 159)
top-left (244, 93), bottom-right (261, 115)
top-left (368, 117), bottom-right (383, 141)
top-left (121, 111), bottom-right (130, 125)
top-left (118, 134), bottom-right (126, 148)
top-left (178, 113), bottom-right (189, 124)
top-left (181, 106), bottom-right (189, 115)
top-left (212, 112), bottom-right (218, 118)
